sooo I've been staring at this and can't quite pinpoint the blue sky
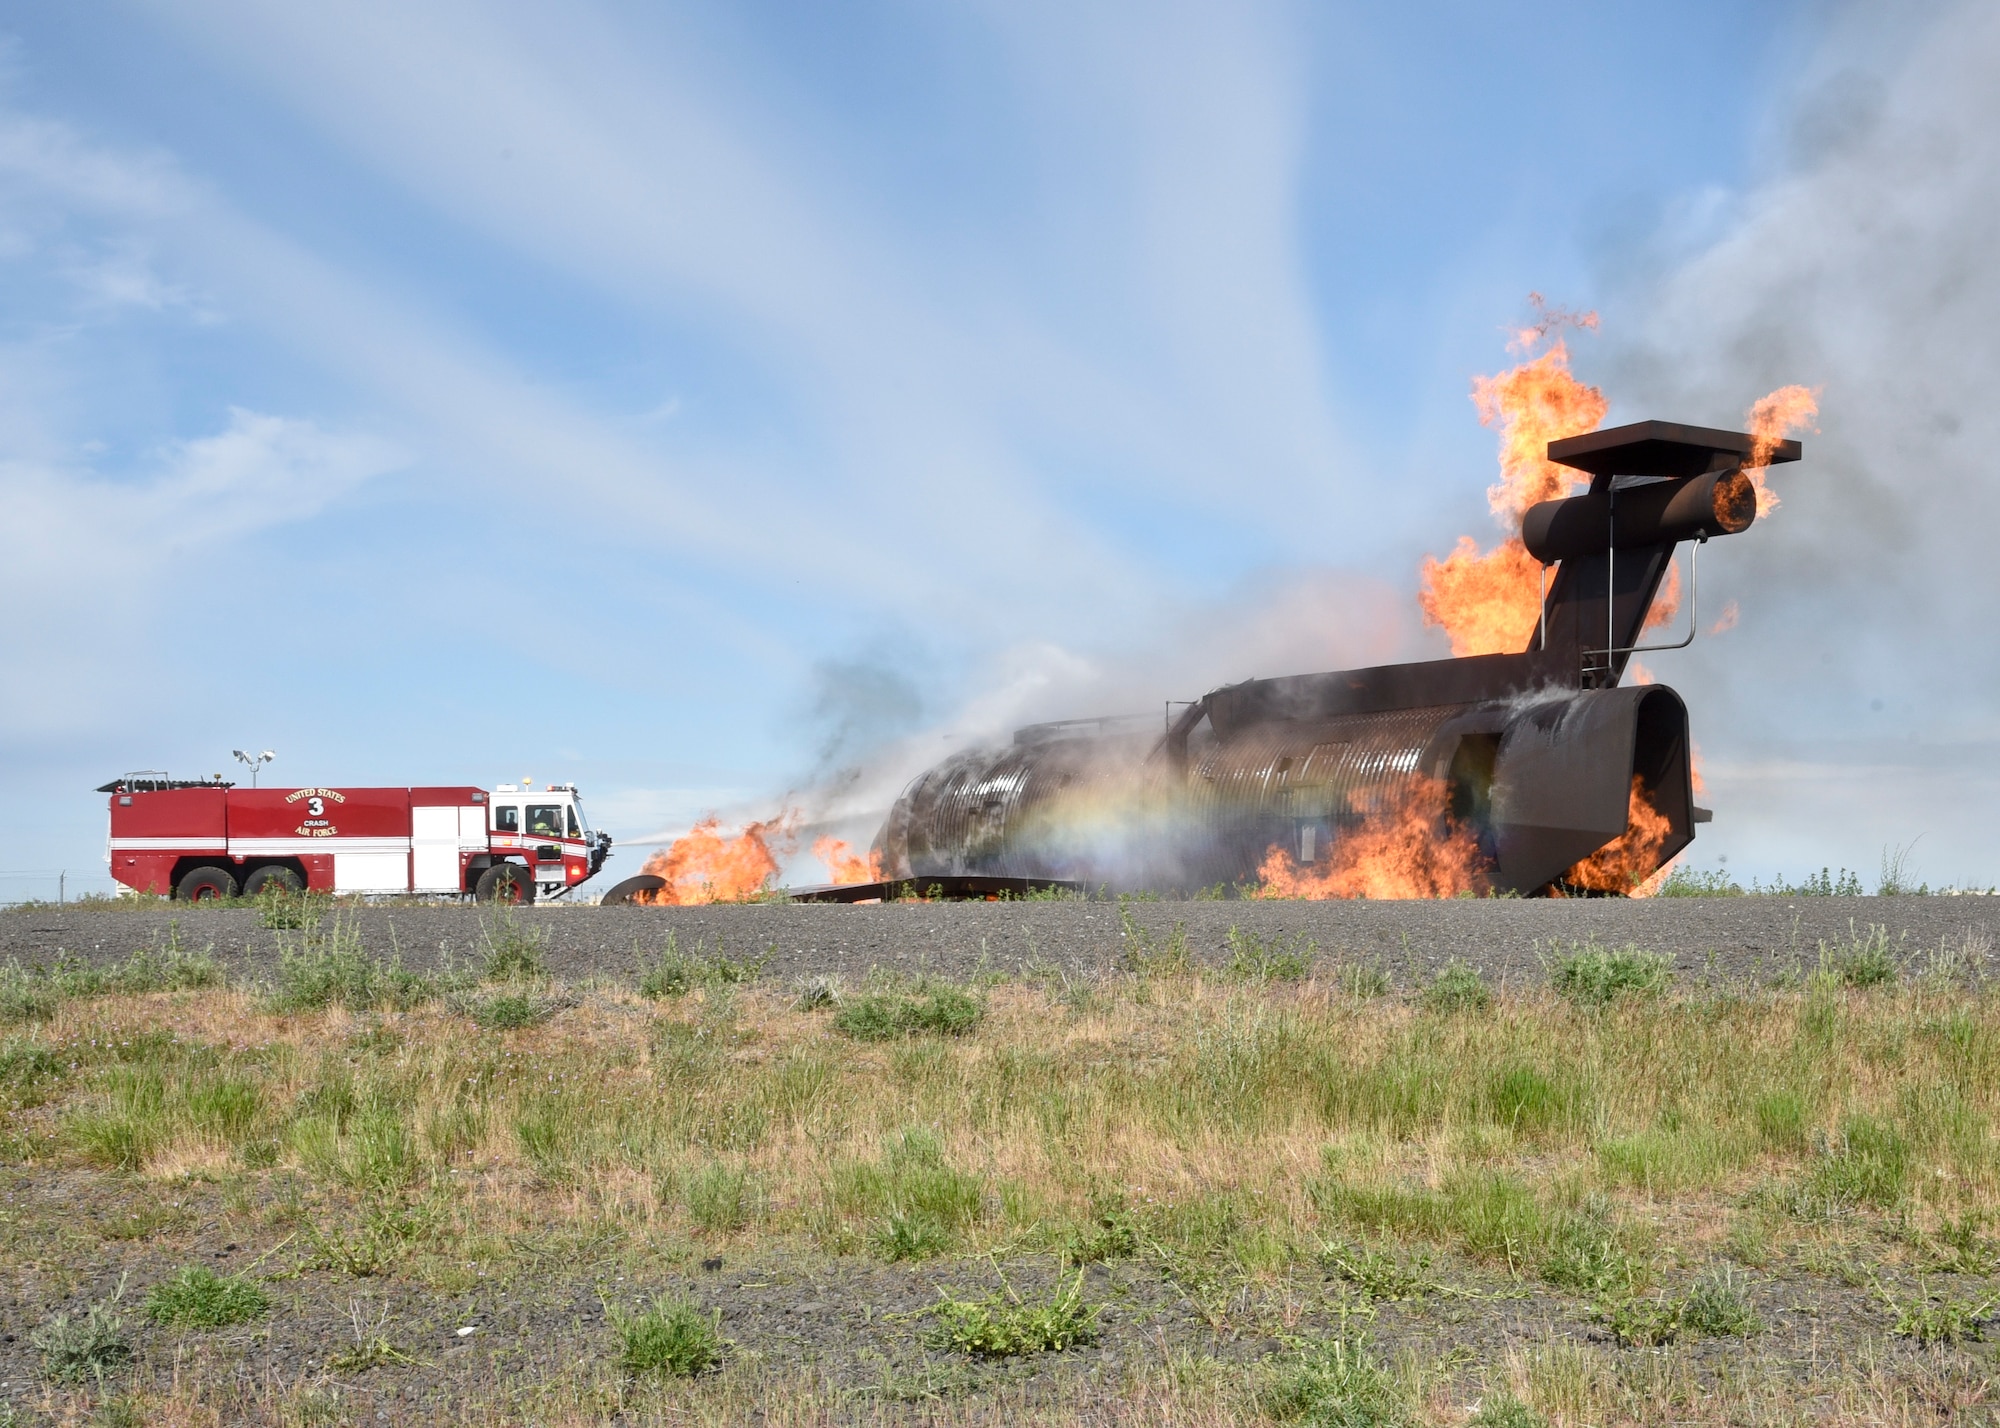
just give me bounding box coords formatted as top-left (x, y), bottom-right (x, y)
top-left (8, 0), bottom-right (2000, 895)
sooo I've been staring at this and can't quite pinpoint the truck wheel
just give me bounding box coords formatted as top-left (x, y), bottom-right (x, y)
top-left (243, 865), bottom-right (303, 897)
top-left (475, 864), bottom-right (535, 904)
top-left (176, 866), bottom-right (239, 901)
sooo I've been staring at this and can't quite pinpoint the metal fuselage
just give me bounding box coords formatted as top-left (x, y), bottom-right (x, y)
top-left (878, 421), bottom-right (1798, 896)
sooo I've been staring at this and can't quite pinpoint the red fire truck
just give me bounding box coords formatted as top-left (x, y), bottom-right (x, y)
top-left (101, 775), bottom-right (612, 902)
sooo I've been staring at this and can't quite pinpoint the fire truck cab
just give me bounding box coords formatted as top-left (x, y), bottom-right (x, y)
top-left (101, 775), bottom-right (612, 902)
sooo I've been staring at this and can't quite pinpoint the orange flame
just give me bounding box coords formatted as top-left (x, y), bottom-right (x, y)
top-left (1418, 328), bottom-right (1609, 656)
top-left (813, 835), bottom-right (883, 885)
top-left (1743, 385), bottom-right (1820, 516)
top-left (1254, 777), bottom-right (1489, 900)
top-left (1472, 337), bottom-right (1610, 527)
top-left (1708, 599), bottom-right (1740, 636)
top-left (1560, 777), bottom-right (1673, 895)
top-left (633, 812), bottom-right (797, 904)
top-left (1417, 536), bottom-right (1546, 658)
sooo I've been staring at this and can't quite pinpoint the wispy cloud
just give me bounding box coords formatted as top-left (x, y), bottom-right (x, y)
top-left (0, 408), bottom-right (404, 735)
top-left (126, 0), bottom-right (1372, 612)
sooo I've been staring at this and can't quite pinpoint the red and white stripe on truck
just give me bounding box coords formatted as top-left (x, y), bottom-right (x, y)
top-left (101, 777), bottom-right (610, 902)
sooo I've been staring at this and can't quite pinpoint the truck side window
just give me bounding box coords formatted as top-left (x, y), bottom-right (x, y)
top-left (527, 805), bottom-right (562, 838)
top-left (567, 807), bottom-right (582, 838)
top-left (494, 805), bottom-right (520, 834)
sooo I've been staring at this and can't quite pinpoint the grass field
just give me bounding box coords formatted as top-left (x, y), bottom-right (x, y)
top-left (3, 907), bottom-right (1999, 1424)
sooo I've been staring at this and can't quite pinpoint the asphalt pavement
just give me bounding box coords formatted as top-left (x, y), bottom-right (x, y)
top-left (5, 895), bottom-right (1996, 990)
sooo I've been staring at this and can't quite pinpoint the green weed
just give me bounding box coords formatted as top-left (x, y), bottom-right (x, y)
top-left (303, 1201), bottom-right (439, 1278)
top-left (329, 1300), bottom-right (427, 1372)
top-left (1, 942), bottom-right (224, 1023)
top-left (480, 912), bottom-right (549, 981)
top-left (1315, 1165), bottom-right (1637, 1289)
top-left (268, 918), bottom-right (447, 1012)
top-left (32, 1277), bottom-right (130, 1385)
top-left (257, 891), bottom-right (328, 930)
top-left (927, 1267), bottom-right (1099, 1357)
top-left (144, 1266), bottom-right (270, 1328)
top-left (1469, 1392), bottom-right (1546, 1428)
top-left (461, 989), bottom-right (566, 1029)
top-left (635, 935), bottom-right (763, 998)
top-left (1783, 1114), bottom-right (1910, 1216)
top-left (1725, 1215), bottom-right (1776, 1268)
top-left (831, 994), bottom-right (903, 1041)
top-left (685, 1161), bottom-right (760, 1233)
top-left (1333, 962), bottom-right (1393, 998)
top-left (1915, 1211), bottom-right (2000, 1274)
top-left (0, 962), bottom-right (59, 1023)
top-left (1420, 961), bottom-right (1490, 1013)
top-left (1225, 927), bottom-right (1316, 981)
top-left (1655, 865), bottom-right (1743, 897)
top-left (1118, 906), bottom-right (1191, 976)
top-left (1262, 1334), bottom-right (1411, 1426)
top-left (1061, 1192), bottom-right (1142, 1263)
top-left (1596, 1293), bottom-right (1682, 1347)
top-left (1539, 1209), bottom-right (1642, 1297)
top-left (874, 1210), bottom-right (955, 1261)
top-left (293, 1103), bottom-right (416, 1194)
top-left (1753, 1091), bottom-right (1811, 1152)
top-left (1765, 867), bottom-right (1867, 897)
top-left (1599, 1265), bottom-right (1762, 1346)
top-left (1881, 1281), bottom-right (1999, 1345)
top-left (835, 1127), bottom-right (985, 1260)
top-left (1548, 943), bottom-right (1672, 1005)
top-left (1679, 1264), bottom-right (1763, 1337)
top-left (0, 1037), bottom-right (66, 1108)
top-left (1825, 924), bottom-right (1899, 988)
top-left (903, 987), bottom-right (983, 1034)
top-left (833, 988), bottom-right (983, 1041)
top-left (792, 975), bottom-right (841, 1011)
top-left (1321, 1241), bottom-right (1439, 1301)
top-left (65, 1053), bottom-right (267, 1172)
top-left (1878, 843), bottom-right (1929, 897)
top-left (607, 1294), bottom-right (724, 1376)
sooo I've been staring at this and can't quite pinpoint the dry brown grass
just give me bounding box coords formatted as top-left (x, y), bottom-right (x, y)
top-left (15, 967), bottom-right (2000, 1264)
top-left (8, 957), bottom-right (2000, 1423)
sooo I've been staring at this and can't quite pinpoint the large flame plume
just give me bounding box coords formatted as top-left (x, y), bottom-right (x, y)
top-left (628, 817), bottom-right (880, 903)
top-left (1417, 312), bottom-right (1609, 656)
top-left (1255, 778), bottom-right (1489, 900)
top-left (631, 813), bottom-right (796, 904)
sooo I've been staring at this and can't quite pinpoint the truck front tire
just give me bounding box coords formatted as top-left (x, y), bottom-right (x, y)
top-left (177, 866), bottom-right (239, 901)
top-left (474, 864), bottom-right (535, 904)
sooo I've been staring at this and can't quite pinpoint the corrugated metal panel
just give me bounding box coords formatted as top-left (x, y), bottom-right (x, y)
top-left (890, 705), bottom-right (1464, 883)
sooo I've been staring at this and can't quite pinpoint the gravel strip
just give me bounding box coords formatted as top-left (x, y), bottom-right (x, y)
top-left (6, 896), bottom-right (1997, 989)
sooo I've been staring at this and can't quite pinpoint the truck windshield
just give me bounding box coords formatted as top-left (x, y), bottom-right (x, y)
top-left (526, 805), bottom-right (563, 839)
top-left (567, 806), bottom-right (583, 838)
